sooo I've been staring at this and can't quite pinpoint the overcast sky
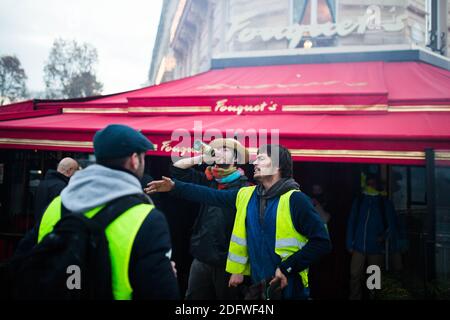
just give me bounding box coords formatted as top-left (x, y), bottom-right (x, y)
top-left (0, 0), bottom-right (163, 95)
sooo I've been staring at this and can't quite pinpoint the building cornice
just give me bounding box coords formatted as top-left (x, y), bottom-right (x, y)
top-left (212, 44), bottom-right (450, 71)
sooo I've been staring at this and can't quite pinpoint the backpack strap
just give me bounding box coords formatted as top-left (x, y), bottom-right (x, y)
top-left (61, 193), bottom-right (151, 229)
top-left (94, 193), bottom-right (151, 229)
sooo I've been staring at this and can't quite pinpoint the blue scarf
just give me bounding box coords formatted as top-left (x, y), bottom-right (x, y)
top-left (215, 169), bottom-right (243, 184)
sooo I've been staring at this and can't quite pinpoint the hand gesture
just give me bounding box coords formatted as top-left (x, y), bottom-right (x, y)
top-left (144, 176), bottom-right (175, 194)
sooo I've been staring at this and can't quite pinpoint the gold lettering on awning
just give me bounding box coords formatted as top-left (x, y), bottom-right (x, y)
top-left (160, 140), bottom-right (200, 156)
top-left (214, 99), bottom-right (278, 115)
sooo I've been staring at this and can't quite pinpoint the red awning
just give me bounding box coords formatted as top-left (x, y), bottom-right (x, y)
top-left (0, 100), bottom-right (35, 113)
top-left (1, 112), bottom-right (450, 164)
top-left (32, 61), bottom-right (450, 114)
top-left (1, 61), bottom-right (450, 164)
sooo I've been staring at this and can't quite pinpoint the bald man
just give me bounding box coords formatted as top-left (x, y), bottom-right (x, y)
top-left (34, 157), bottom-right (79, 222)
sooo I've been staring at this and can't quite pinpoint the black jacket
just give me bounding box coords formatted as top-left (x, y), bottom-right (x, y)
top-left (16, 204), bottom-right (180, 300)
top-left (34, 170), bottom-right (69, 222)
top-left (171, 166), bottom-right (248, 267)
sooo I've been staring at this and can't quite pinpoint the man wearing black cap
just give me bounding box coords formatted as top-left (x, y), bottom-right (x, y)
top-left (16, 124), bottom-right (180, 300)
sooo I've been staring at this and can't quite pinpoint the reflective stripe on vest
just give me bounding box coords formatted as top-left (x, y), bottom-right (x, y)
top-left (226, 186), bottom-right (255, 276)
top-left (37, 196), bottom-right (154, 300)
top-left (275, 189), bottom-right (309, 288)
top-left (226, 187), bottom-right (309, 288)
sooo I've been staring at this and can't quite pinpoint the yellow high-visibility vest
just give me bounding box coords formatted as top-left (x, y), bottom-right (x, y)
top-left (38, 196), bottom-right (154, 300)
top-left (226, 186), bottom-right (309, 287)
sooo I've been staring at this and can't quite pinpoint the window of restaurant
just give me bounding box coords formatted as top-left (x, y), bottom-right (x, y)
top-left (294, 0), bottom-right (335, 25)
top-left (432, 151), bottom-right (450, 298)
top-left (425, 0), bottom-right (448, 55)
top-left (388, 156), bottom-right (450, 299)
top-left (292, 0), bottom-right (337, 48)
top-left (0, 150), bottom-right (93, 262)
top-left (388, 165), bottom-right (427, 297)
top-left (291, 160), bottom-right (449, 299)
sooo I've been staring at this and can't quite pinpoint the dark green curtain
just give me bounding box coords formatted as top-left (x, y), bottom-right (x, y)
top-left (293, 0), bottom-right (309, 23)
top-left (293, 0), bottom-right (336, 23)
top-left (326, 0), bottom-right (336, 22)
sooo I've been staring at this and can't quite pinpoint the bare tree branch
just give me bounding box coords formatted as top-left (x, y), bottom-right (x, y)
top-left (44, 38), bottom-right (103, 99)
top-left (0, 55), bottom-right (28, 105)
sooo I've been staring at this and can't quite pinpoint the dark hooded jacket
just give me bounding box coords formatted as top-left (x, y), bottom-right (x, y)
top-left (17, 164), bottom-right (180, 299)
top-left (34, 170), bottom-right (69, 222)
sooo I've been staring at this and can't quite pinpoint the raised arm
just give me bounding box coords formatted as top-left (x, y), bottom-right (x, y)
top-left (170, 165), bottom-right (210, 186)
top-left (172, 155), bottom-right (204, 169)
top-left (171, 153), bottom-right (216, 186)
top-left (145, 176), bottom-right (238, 209)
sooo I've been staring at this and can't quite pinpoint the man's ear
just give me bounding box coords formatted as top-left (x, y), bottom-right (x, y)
top-left (130, 152), bottom-right (140, 170)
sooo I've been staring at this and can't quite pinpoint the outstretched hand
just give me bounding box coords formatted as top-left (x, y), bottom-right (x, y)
top-left (144, 176), bottom-right (175, 194)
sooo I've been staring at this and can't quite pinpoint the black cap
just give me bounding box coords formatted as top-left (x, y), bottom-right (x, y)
top-left (93, 124), bottom-right (154, 160)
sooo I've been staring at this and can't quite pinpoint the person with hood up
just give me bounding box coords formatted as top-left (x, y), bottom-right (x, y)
top-left (16, 124), bottom-right (180, 300)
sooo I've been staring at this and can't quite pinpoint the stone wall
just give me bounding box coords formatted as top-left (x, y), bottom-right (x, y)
top-left (150, 0), bottom-right (449, 84)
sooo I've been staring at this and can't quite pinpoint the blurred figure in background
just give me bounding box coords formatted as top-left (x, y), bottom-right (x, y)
top-left (310, 184), bottom-right (331, 224)
top-left (346, 173), bottom-right (397, 300)
top-left (34, 157), bottom-right (79, 222)
top-left (308, 183), bottom-right (334, 299)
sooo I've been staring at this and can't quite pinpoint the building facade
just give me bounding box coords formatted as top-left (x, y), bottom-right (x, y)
top-left (0, 0), bottom-right (449, 300)
top-left (150, 0), bottom-right (450, 85)
top-left (146, 0), bottom-right (450, 299)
